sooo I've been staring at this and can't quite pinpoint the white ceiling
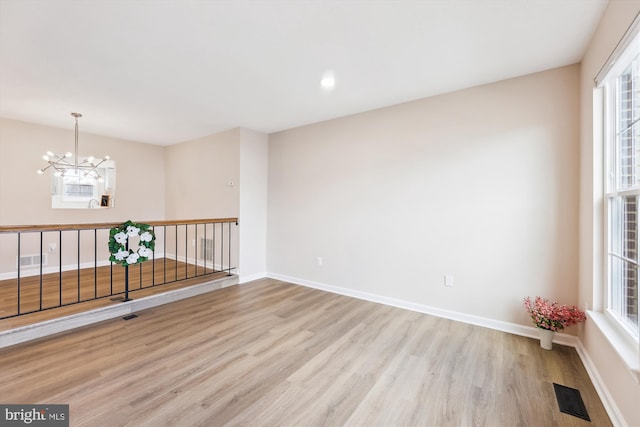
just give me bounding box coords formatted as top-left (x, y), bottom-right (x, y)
top-left (0, 0), bottom-right (608, 146)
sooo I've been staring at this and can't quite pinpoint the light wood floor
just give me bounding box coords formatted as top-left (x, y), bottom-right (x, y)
top-left (0, 270), bottom-right (232, 331)
top-left (0, 258), bottom-right (221, 319)
top-left (0, 278), bottom-right (611, 427)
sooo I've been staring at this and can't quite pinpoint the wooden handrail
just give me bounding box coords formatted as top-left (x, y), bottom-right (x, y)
top-left (0, 218), bottom-right (239, 233)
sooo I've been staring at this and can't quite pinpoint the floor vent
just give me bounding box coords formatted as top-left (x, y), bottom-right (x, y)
top-left (553, 383), bottom-right (590, 421)
top-left (122, 314), bottom-right (138, 321)
top-left (17, 253), bottom-right (47, 268)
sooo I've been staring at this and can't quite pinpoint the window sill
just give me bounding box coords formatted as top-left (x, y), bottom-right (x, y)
top-left (587, 310), bottom-right (640, 383)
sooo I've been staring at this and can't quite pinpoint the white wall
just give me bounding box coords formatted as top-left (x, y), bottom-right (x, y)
top-left (163, 128), bottom-right (241, 271)
top-left (164, 127), bottom-right (268, 277)
top-left (0, 117), bottom-right (166, 225)
top-left (579, 1), bottom-right (640, 426)
top-left (268, 65), bottom-right (580, 326)
top-left (238, 128), bottom-right (268, 282)
top-left (164, 128), bottom-right (240, 219)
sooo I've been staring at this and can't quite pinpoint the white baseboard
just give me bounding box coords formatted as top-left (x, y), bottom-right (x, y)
top-left (574, 340), bottom-right (628, 427)
top-left (267, 272), bottom-right (576, 342)
top-left (239, 272), bottom-right (267, 284)
top-left (267, 272), bottom-right (624, 426)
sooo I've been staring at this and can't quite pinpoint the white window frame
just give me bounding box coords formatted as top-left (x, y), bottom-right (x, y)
top-left (594, 11), bottom-right (640, 383)
top-left (62, 170), bottom-right (99, 202)
top-left (602, 31), bottom-right (640, 345)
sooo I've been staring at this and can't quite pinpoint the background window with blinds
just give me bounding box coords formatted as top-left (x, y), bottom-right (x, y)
top-left (61, 170), bottom-right (98, 202)
top-left (605, 32), bottom-right (640, 340)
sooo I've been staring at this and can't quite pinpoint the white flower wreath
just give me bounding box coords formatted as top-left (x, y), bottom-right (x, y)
top-left (109, 220), bottom-right (155, 266)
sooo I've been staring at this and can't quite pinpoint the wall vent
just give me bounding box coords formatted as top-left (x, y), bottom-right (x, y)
top-left (17, 253), bottom-right (47, 268)
top-left (199, 238), bottom-right (214, 261)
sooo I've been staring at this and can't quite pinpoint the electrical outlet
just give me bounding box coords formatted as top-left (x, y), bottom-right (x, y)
top-left (48, 243), bottom-right (57, 252)
top-left (444, 274), bottom-right (454, 287)
top-left (316, 256), bottom-right (323, 266)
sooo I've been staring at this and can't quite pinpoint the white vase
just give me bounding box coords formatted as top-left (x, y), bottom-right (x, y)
top-left (538, 328), bottom-right (555, 350)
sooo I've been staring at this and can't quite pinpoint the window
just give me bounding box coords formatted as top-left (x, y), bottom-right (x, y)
top-left (50, 160), bottom-right (116, 209)
top-left (604, 31), bottom-right (640, 340)
top-left (62, 170), bottom-right (98, 202)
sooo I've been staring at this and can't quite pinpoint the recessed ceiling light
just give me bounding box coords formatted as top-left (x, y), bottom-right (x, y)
top-left (320, 70), bottom-right (336, 91)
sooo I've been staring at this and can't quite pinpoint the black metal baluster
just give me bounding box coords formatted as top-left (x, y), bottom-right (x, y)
top-left (221, 222), bottom-right (224, 276)
top-left (204, 223), bottom-right (207, 274)
top-left (94, 229), bottom-right (97, 299)
top-left (39, 232), bottom-right (43, 310)
top-left (185, 224), bottom-right (188, 279)
top-left (59, 230), bottom-right (62, 307)
top-left (163, 225), bottom-right (167, 284)
top-left (138, 226), bottom-right (142, 289)
top-left (110, 253), bottom-right (113, 296)
top-left (211, 222), bottom-right (216, 273)
top-left (175, 225), bottom-right (178, 282)
top-left (17, 232), bottom-right (21, 315)
top-left (77, 230), bottom-right (81, 302)
top-left (152, 225), bottom-right (156, 287)
top-left (227, 221), bottom-right (232, 276)
top-left (195, 223), bottom-right (198, 277)
top-left (124, 239), bottom-right (131, 302)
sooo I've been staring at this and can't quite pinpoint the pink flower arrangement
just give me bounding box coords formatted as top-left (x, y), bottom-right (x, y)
top-left (523, 296), bottom-right (586, 331)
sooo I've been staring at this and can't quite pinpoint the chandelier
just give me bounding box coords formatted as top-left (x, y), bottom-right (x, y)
top-left (37, 112), bottom-right (110, 182)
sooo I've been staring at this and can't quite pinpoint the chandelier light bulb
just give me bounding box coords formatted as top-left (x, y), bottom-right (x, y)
top-left (36, 169), bottom-right (44, 175)
top-left (38, 113), bottom-right (111, 182)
